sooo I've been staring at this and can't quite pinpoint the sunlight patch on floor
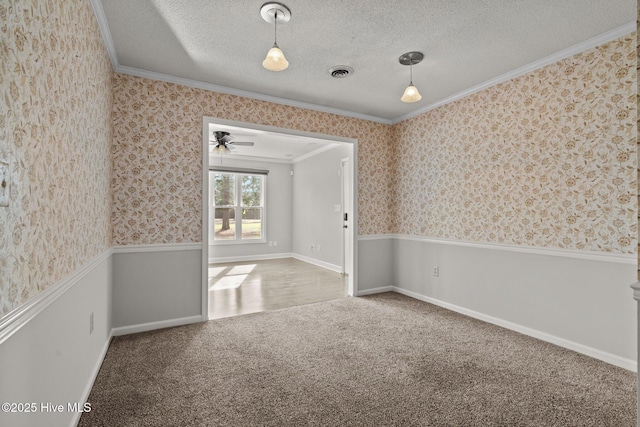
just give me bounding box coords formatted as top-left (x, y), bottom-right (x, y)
top-left (210, 274), bottom-right (248, 290)
top-left (229, 264), bottom-right (256, 275)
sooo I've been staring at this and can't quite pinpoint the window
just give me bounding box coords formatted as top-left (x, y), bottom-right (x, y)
top-left (210, 171), bottom-right (265, 243)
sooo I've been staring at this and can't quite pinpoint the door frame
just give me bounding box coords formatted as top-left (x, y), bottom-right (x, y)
top-left (340, 157), bottom-right (353, 277)
top-left (201, 117), bottom-right (359, 320)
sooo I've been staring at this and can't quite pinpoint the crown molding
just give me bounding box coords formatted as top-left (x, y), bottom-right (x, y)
top-left (391, 21), bottom-right (636, 124)
top-left (115, 65), bottom-right (393, 125)
top-left (91, 1), bottom-right (633, 128)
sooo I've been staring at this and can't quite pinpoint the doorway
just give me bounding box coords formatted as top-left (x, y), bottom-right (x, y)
top-left (201, 117), bottom-right (358, 319)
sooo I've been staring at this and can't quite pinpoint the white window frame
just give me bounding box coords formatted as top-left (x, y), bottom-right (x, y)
top-left (209, 170), bottom-right (267, 245)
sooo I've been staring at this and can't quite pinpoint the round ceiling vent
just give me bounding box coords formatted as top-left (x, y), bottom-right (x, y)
top-left (328, 65), bottom-right (354, 78)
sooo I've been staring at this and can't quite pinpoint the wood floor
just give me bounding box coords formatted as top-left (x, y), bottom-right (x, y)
top-left (208, 258), bottom-right (348, 319)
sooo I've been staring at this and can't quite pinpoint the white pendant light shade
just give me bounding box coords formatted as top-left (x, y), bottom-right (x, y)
top-left (261, 3), bottom-right (291, 72)
top-left (401, 84), bottom-right (422, 103)
top-left (263, 43), bottom-right (289, 71)
top-left (399, 51), bottom-right (424, 103)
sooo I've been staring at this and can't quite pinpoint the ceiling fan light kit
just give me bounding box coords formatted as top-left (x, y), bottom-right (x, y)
top-left (399, 51), bottom-right (424, 103)
top-left (261, 2), bottom-right (291, 72)
top-left (210, 131), bottom-right (255, 156)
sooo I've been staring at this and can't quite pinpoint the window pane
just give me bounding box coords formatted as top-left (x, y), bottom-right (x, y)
top-left (241, 208), bottom-right (261, 239)
top-left (214, 173), bottom-right (235, 206)
top-left (242, 175), bottom-right (262, 207)
top-left (214, 208), bottom-right (235, 240)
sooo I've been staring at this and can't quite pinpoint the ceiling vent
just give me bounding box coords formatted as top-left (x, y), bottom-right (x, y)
top-left (328, 65), bottom-right (354, 78)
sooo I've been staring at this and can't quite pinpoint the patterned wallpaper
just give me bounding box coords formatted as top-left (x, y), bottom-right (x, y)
top-left (0, 1), bottom-right (113, 317)
top-left (392, 34), bottom-right (637, 254)
top-left (1, 0), bottom-right (634, 318)
top-left (111, 76), bottom-right (394, 245)
top-left (636, 4), bottom-right (639, 280)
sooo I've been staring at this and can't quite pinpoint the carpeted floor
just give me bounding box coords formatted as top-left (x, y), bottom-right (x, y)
top-left (79, 293), bottom-right (636, 426)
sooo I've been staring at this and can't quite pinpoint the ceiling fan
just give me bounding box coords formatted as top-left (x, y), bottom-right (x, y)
top-left (210, 131), bottom-right (255, 154)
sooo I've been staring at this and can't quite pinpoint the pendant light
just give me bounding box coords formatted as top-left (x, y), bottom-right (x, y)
top-left (399, 51), bottom-right (424, 103)
top-left (261, 2), bottom-right (291, 71)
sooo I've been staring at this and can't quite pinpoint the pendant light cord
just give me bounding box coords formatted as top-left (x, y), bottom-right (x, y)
top-left (273, 10), bottom-right (278, 45)
top-left (409, 59), bottom-right (413, 85)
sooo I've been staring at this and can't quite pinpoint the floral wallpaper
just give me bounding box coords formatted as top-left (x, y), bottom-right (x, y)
top-left (1, 0), bottom-right (635, 318)
top-left (113, 33), bottom-right (637, 255)
top-left (111, 76), bottom-right (394, 245)
top-left (0, 0), bottom-right (113, 317)
top-left (392, 34), bottom-right (637, 254)
top-left (636, 4), bottom-right (639, 280)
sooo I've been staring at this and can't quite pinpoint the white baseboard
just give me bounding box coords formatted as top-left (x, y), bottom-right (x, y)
top-left (291, 253), bottom-right (342, 273)
top-left (71, 330), bottom-right (113, 427)
top-left (209, 252), bottom-right (343, 274)
top-left (356, 286), bottom-right (394, 296)
top-left (391, 287), bottom-right (637, 372)
top-left (112, 315), bottom-right (203, 336)
top-left (209, 252), bottom-right (293, 264)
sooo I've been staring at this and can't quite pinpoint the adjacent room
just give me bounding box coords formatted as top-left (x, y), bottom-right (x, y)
top-left (0, 1), bottom-right (638, 426)
top-left (205, 121), bottom-right (354, 318)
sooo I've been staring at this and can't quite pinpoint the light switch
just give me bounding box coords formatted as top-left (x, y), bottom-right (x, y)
top-left (334, 204), bottom-right (341, 212)
top-left (0, 160), bottom-right (8, 207)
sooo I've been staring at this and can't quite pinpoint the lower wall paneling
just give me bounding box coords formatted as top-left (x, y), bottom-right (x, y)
top-left (0, 251), bottom-right (113, 427)
top-left (112, 244), bottom-right (203, 335)
top-left (356, 236), bottom-right (394, 294)
top-left (392, 236), bottom-right (637, 371)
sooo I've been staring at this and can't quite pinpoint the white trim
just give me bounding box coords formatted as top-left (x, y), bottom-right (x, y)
top-left (112, 315), bottom-right (202, 336)
top-left (209, 252), bottom-right (294, 264)
top-left (391, 22), bottom-right (636, 124)
top-left (71, 330), bottom-right (113, 427)
top-left (356, 286), bottom-right (394, 296)
top-left (89, 0), bottom-right (118, 70)
top-left (631, 282), bottom-right (640, 302)
top-left (205, 118), bottom-right (358, 146)
top-left (91, 0), bottom-right (632, 127)
top-left (291, 253), bottom-right (343, 273)
top-left (112, 243), bottom-right (203, 254)
top-left (0, 249), bottom-right (113, 345)
top-left (292, 143), bottom-right (340, 163)
top-left (117, 66), bottom-right (392, 125)
top-left (391, 287), bottom-right (637, 372)
top-left (357, 234), bottom-right (395, 241)
top-left (202, 119), bottom-right (210, 321)
top-left (358, 234), bottom-right (636, 264)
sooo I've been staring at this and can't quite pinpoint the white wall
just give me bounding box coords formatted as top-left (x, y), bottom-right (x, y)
top-left (292, 145), bottom-right (353, 269)
top-left (0, 252), bottom-right (113, 427)
top-left (112, 245), bottom-right (202, 334)
top-left (391, 236), bottom-right (637, 370)
top-left (208, 157), bottom-right (293, 261)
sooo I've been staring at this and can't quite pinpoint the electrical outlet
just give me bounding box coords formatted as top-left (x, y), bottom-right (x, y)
top-left (432, 266), bottom-right (439, 277)
top-left (273, 241), bottom-right (277, 247)
top-left (89, 312), bottom-right (94, 335)
top-left (269, 241), bottom-right (273, 247)
top-left (0, 160), bottom-right (9, 207)
top-left (311, 245), bottom-right (315, 251)
top-left (316, 245), bottom-right (321, 252)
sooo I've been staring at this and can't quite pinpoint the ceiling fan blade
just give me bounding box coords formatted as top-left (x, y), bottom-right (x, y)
top-left (230, 141), bottom-right (254, 146)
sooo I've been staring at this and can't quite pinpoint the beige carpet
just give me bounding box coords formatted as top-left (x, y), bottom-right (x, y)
top-left (80, 293), bottom-right (636, 426)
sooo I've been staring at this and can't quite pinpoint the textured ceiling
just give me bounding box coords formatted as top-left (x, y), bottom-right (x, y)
top-left (96, 0), bottom-right (635, 122)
